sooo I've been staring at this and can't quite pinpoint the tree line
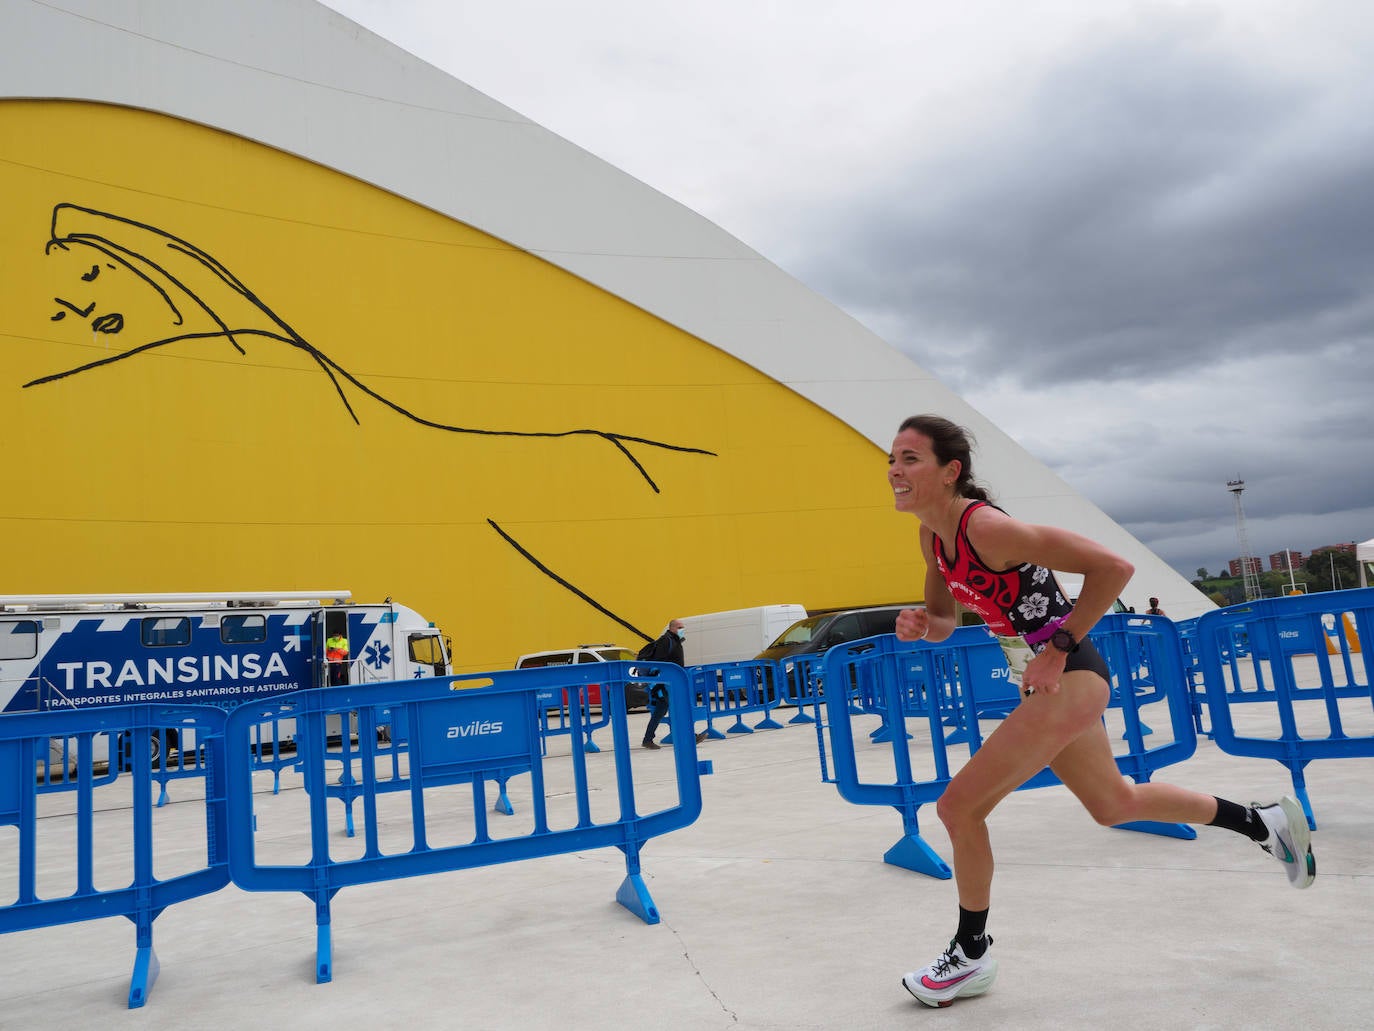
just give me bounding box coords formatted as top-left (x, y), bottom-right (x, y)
top-left (1191, 549), bottom-right (1361, 607)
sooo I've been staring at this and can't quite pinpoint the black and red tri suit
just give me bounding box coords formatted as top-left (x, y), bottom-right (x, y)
top-left (930, 500), bottom-right (1110, 680)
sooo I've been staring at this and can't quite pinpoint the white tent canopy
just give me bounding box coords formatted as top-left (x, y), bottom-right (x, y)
top-left (1358, 538), bottom-right (1374, 589)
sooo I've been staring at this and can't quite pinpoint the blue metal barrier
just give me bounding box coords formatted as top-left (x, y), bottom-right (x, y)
top-left (536, 684), bottom-right (612, 754)
top-left (0, 704), bottom-right (230, 1008)
top-left (774, 652), bottom-right (824, 724)
top-left (818, 619), bottom-right (1199, 879)
top-left (1194, 588), bottom-right (1374, 828)
top-left (223, 661), bottom-right (705, 985)
top-left (682, 659), bottom-right (787, 739)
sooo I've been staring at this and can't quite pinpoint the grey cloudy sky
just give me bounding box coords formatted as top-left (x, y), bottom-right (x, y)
top-left (322, 0), bottom-right (1374, 582)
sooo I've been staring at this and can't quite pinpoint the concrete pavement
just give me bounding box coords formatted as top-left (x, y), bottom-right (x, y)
top-left (3, 704), bottom-right (1371, 1030)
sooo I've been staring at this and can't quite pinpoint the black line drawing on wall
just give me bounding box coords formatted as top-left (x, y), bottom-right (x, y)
top-left (32, 203), bottom-right (718, 637)
top-left (33, 204), bottom-right (715, 492)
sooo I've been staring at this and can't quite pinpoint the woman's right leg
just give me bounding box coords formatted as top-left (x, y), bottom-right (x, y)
top-left (903, 674), bottom-right (1112, 1008)
top-left (937, 672), bottom-right (1111, 909)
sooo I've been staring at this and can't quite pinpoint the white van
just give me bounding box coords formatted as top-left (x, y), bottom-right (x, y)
top-left (679, 605), bottom-right (808, 666)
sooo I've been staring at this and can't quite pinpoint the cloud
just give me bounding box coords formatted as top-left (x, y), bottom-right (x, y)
top-left (323, 0), bottom-right (1374, 579)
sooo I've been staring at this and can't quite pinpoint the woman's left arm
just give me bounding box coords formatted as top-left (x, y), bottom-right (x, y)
top-left (973, 512), bottom-right (1133, 639)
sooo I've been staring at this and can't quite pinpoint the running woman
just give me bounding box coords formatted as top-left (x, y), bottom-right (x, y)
top-left (888, 414), bottom-right (1315, 1008)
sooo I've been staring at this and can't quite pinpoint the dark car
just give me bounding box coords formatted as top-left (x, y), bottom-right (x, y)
top-left (754, 606), bottom-right (913, 661)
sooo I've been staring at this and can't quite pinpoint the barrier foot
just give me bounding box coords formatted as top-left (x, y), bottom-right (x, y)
top-left (127, 944), bottom-right (160, 1009)
top-left (870, 725), bottom-right (912, 743)
top-left (727, 720), bottom-right (754, 735)
top-left (316, 923), bottom-right (333, 984)
top-left (495, 787), bottom-right (514, 816)
top-left (155, 783), bottom-right (170, 808)
top-left (704, 727), bottom-right (726, 740)
top-left (787, 711), bottom-right (815, 724)
top-left (582, 734), bottom-right (601, 754)
top-left (1288, 768), bottom-right (1317, 830)
top-left (884, 834), bottom-right (952, 879)
top-left (1113, 819), bottom-right (1196, 840)
top-left (615, 873), bottom-right (661, 925)
top-left (754, 716), bottom-right (784, 730)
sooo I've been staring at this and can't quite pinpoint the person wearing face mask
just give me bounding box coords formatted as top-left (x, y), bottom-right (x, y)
top-left (640, 619), bottom-right (707, 749)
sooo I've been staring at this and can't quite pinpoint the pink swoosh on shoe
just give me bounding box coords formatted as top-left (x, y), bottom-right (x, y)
top-left (922, 970), bottom-right (979, 989)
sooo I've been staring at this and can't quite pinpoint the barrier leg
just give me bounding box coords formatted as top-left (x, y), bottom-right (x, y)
top-left (884, 834), bottom-right (952, 879)
top-left (884, 808), bottom-right (952, 879)
top-left (615, 847), bottom-right (661, 924)
top-left (1287, 762), bottom-right (1317, 830)
top-left (127, 917), bottom-right (160, 1009)
top-left (494, 774), bottom-right (514, 816)
top-left (870, 715), bottom-right (912, 743)
top-left (1112, 820), bottom-right (1196, 840)
top-left (316, 894), bottom-right (335, 984)
top-left (615, 874), bottom-right (661, 924)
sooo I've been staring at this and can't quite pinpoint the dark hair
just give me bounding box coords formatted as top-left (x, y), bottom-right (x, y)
top-left (898, 414), bottom-right (993, 503)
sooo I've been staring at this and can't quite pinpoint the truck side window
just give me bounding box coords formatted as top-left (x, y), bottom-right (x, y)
top-left (408, 634), bottom-right (444, 666)
top-left (221, 613), bottom-right (267, 644)
top-left (141, 616), bottom-right (191, 647)
top-left (0, 619), bottom-right (39, 659)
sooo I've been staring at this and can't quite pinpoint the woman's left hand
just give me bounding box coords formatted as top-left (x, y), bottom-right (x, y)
top-left (1020, 645), bottom-right (1068, 696)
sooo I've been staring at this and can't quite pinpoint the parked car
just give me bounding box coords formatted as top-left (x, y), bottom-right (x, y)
top-left (515, 644), bottom-right (649, 710)
top-left (754, 606), bottom-right (913, 662)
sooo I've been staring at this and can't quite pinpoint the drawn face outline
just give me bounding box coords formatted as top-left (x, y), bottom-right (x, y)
top-left (50, 258), bottom-right (131, 334)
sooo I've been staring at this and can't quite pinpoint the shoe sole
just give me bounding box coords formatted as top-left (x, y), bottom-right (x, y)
top-left (902, 964), bottom-right (997, 1007)
top-left (1276, 796), bottom-right (1315, 888)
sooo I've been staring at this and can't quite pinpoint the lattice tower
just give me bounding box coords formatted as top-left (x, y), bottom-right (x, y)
top-left (1227, 479), bottom-right (1262, 601)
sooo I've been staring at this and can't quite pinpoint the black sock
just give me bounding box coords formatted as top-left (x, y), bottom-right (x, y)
top-left (1208, 797), bottom-right (1268, 842)
top-left (955, 906), bottom-right (990, 957)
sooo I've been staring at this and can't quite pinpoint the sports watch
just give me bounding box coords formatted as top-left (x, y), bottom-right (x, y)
top-left (1048, 627), bottom-right (1080, 654)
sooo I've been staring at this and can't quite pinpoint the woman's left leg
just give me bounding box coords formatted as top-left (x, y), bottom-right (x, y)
top-left (1047, 672), bottom-right (1220, 827)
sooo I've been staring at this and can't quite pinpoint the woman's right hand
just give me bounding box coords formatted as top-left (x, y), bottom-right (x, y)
top-left (895, 607), bottom-right (929, 642)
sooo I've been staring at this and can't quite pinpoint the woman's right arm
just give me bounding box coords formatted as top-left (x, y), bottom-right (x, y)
top-left (895, 526), bottom-right (958, 643)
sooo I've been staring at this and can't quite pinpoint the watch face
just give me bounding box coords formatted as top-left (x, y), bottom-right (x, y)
top-left (1051, 629), bottom-right (1076, 652)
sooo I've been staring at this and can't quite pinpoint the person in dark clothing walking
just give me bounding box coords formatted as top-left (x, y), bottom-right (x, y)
top-left (640, 619), bottom-right (706, 748)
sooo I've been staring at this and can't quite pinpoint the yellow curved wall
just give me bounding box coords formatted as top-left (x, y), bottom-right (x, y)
top-left (0, 100), bottom-right (925, 671)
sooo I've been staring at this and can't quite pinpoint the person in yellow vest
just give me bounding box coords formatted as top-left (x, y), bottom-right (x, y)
top-left (325, 630), bottom-right (349, 686)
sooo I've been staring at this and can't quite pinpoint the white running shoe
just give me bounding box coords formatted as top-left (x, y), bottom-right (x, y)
top-left (902, 937), bottom-right (997, 1008)
top-left (1255, 796), bottom-right (1315, 889)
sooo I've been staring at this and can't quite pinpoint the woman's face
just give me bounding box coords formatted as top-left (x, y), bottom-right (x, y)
top-left (887, 427), bottom-right (958, 514)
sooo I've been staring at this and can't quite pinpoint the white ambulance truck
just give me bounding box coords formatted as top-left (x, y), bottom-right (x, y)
top-left (0, 590), bottom-right (451, 767)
